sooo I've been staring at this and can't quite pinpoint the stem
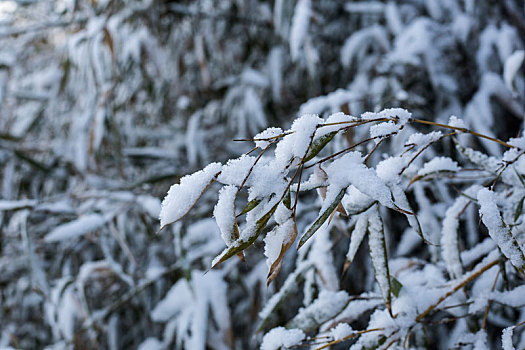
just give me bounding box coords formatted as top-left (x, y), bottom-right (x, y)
top-left (415, 258), bottom-right (499, 322)
top-left (411, 119), bottom-right (515, 149)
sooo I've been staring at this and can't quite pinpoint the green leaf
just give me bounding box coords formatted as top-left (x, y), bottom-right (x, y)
top-left (283, 191), bottom-right (292, 210)
top-left (298, 187), bottom-right (346, 248)
top-left (212, 202), bottom-right (278, 267)
top-left (303, 131), bottom-right (337, 162)
top-left (391, 276), bottom-right (402, 298)
top-left (238, 198), bottom-right (262, 216)
top-left (514, 196), bottom-right (525, 223)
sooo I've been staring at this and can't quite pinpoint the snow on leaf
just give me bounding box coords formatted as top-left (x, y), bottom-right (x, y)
top-left (289, 0), bottom-right (311, 61)
top-left (368, 206), bottom-right (393, 312)
top-left (346, 212), bottom-right (369, 265)
top-left (504, 50), bottom-right (525, 95)
top-left (326, 152), bottom-right (395, 209)
top-left (502, 326), bottom-right (515, 350)
top-left (417, 156), bottom-right (459, 177)
top-left (213, 185), bottom-right (239, 247)
top-left (369, 121), bottom-right (398, 142)
top-left (441, 185), bottom-right (481, 279)
top-left (212, 199), bottom-right (279, 268)
top-left (477, 188), bottom-right (525, 274)
top-left (264, 211), bottom-right (297, 285)
top-left (261, 327), bottom-right (305, 350)
top-left (151, 279), bottom-right (193, 322)
top-left (441, 195), bottom-right (469, 279)
top-left (0, 199), bottom-right (37, 211)
top-left (287, 290), bottom-right (350, 331)
top-left (258, 263), bottom-right (313, 332)
top-left (44, 214), bottom-right (108, 242)
top-left (253, 127), bottom-right (284, 149)
top-left (160, 162), bottom-right (222, 228)
top-left (330, 323), bottom-right (353, 340)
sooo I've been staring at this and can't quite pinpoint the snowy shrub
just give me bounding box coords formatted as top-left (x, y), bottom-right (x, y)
top-left (160, 108), bottom-right (525, 349)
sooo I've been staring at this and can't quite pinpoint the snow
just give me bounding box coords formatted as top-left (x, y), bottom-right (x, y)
top-left (346, 212), bottom-right (369, 263)
top-left (477, 188), bottom-right (525, 272)
top-left (138, 195), bottom-right (161, 218)
top-left (417, 157), bottom-right (459, 176)
top-left (289, 0), bottom-right (311, 61)
top-left (254, 127), bottom-right (284, 149)
top-left (259, 263), bottom-right (312, 322)
top-left (0, 199), bottom-right (37, 211)
top-left (376, 156), bottom-right (406, 184)
top-left (367, 209), bottom-right (390, 302)
top-left (44, 214), bottom-right (107, 242)
top-left (319, 112), bottom-right (355, 135)
top-left (137, 338), bottom-right (163, 350)
top-left (407, 131), bottom-right (443, 147)
top-left (218, 155), bottom-right (257, 187)
top-left (299, 89), bottom-right (358, 115)
top-left (361, 108), bottom-right (411, 126)
top-left (369, 121), bottom-right (398, 141)
top-left (507, 136), bottom-right (525, 150)
top-left (264, 217), bottom-right (294, 268)
top-left (213, 185), bottom-right (238, 247)
top-left (330, 323), bottom-right (353, 340)
top-left (502, 326), bottom-right (515, 350)
top-left (448, 115), bottom-right (466, 129)
top-left (504, 50), bottom-right (524, 95)
top-left (326, 152), bottom-right (394, 209)
top-left (289, 290), bottom-right (350, 330)
top-left (491, 285), bottom-right (525, 307)
top-left (261, 327), bottom-right (305, 350)
top-left (441, 194), bottom-right (469, 279)
top-left (160, 162), bottom-right (222, 228)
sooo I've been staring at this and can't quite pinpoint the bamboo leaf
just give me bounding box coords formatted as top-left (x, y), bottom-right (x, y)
top-left (298, 187), bottom-right (346, 248)
top-left (212, 202), bottom-right (278, 268)
top-left (367, 206), bottom-right (392, 314)
top-left (160, 162), bottom-right (222, 229)
top-left (238, 198), bottom-right (262, 216)
top-left (514, 196), bottom-right (525, 222)
top-left (478, 188), bottom-right (525, 275)
top-left (266, 218), bottom-right (298, 285)
top-left (345, 212), bottom-right (369, 269)
top-left (391, 276), bottom-right (402, 298)
top-left (303, 131), bottom-right (338, 162)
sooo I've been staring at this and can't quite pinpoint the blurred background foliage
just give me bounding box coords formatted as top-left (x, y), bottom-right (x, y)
top-left (0, 0), bottom-right (523, 349)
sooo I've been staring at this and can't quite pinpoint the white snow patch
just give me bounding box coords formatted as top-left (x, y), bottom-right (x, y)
top-left (261, 327), bottom-right (305, 350)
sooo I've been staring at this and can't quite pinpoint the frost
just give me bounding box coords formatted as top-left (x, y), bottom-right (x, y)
top-left (261, 327), bottom-right (305, 350)
top-left (160, 162), bottom-right (222, 228)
